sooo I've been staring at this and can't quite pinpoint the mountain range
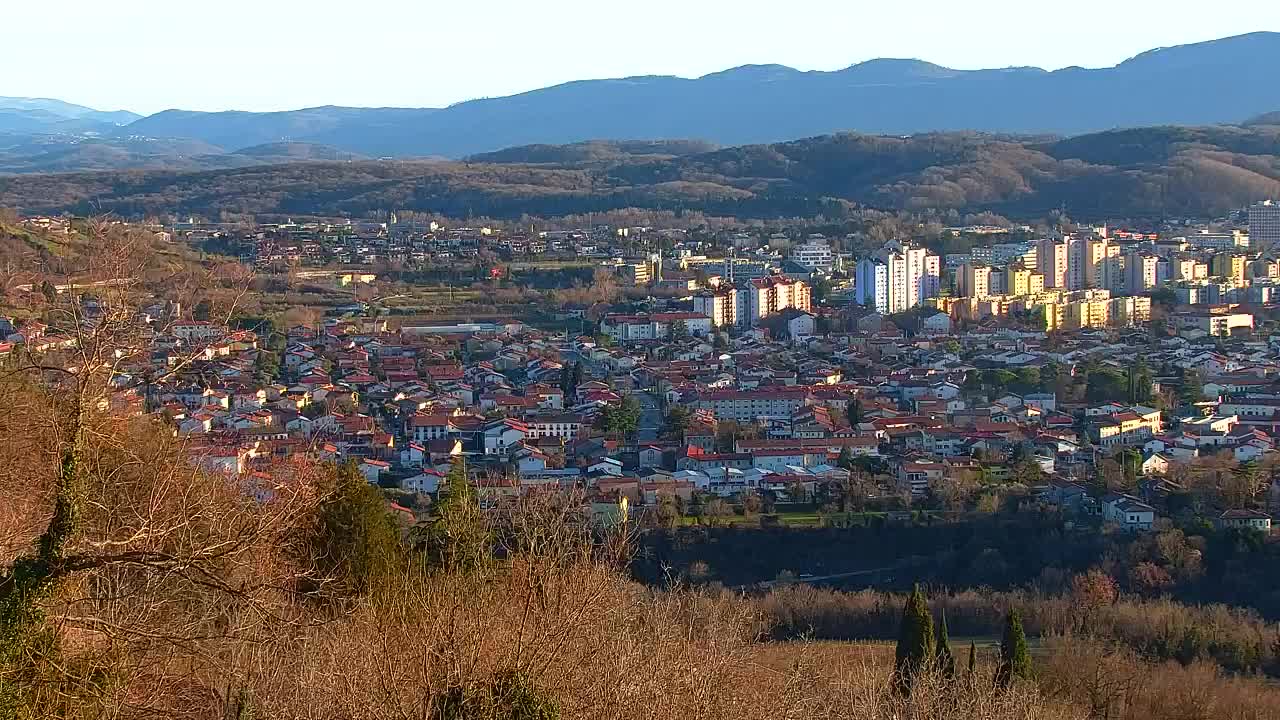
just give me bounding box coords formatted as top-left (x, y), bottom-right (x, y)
top-left (1, 31), bottom-right (1279, 172)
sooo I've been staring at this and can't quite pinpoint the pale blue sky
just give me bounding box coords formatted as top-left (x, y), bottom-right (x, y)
top-left (4, 0), bottom-right (1276, 115)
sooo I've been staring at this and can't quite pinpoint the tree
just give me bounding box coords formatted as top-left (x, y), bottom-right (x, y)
top-left (996, 610), bottom-right (1031, 689)
top-left (894, 584), bottom-right (935, 694)
top-left (193, 298), bottom-right (213, 321)
top-left (309, 461), bottom-right (403, 596)
top-left (663, 405), bottom-right (691, 442)
top-left (936, 611), bottom-right (956, 679)
top-left (846, 398), bottom-right (862, 427)
top-left (703, 498), bottom-right (732, 526)
top-left (1180, 369), bottom-right (1205, 406)
top-left (670, 320), bottom-right (690, 340)
top-left (597, 397), bottom-right (642, 439)
top-left (1009, 458), bottom-right (1044, 486)
top-left (836, 446), bottom-right (855, 470)
top-left (1086, 368), bottom-right (1127, 403)
top-left (811, 277), bottom-right (832, 305)
top-left (967, 642), bottom-right (977, 679)
top-left (419, 460), bottom-right (491, 573)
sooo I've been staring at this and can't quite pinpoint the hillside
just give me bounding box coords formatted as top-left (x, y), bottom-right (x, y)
top-left (2, 123), bottom-right (1279, 221)
top-left (112, 32), bottom-right (1280, 158)
top-left (232, 141), bottom-right (369, 161)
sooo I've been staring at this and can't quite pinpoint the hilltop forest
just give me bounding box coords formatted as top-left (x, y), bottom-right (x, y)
top-left (2, 125), bottom-right (1279, 223)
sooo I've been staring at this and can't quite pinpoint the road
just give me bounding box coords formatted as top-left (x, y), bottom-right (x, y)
top-left (562, 346), bottom-right (662, 443)
top-left (636, 391), bottom-right (662, 444)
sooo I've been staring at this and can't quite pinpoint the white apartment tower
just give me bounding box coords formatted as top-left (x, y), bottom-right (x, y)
top-left (1125, 253), bottom-right (1159, 295)
top-left (856, 242), bottom-right (940, 314)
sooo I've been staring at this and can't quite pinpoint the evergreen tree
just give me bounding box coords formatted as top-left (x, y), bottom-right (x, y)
top-left (571, 361), bottom-right (584, 394)
top-left (893, 584), bottom-right (935, 694)
top-left (836, 445), bottom-right (855, 470)
top-left (846, 398), bottom-right (862, 427)
top-left (935, 611), bottom-right (955, 679)
top-left (996, 610), bottom-right (1031, 689)
top-left (967, 642), bottom-right (977, 679)
top-left (310, 461), bottom-right (402, 596)
top-left (420, 459), bottom-right (491, 573)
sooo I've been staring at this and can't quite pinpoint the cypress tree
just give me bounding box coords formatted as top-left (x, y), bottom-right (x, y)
top-left (309, 461), bottom-right (402, 596)
top-left (935, 611), bottom-right (955, 679)
top-left (967, 642), bottom-right (977, 679)
top-left (893, 584), bottom-right (935, 694)
top-left (996, 610), bottom-right (1032, 689)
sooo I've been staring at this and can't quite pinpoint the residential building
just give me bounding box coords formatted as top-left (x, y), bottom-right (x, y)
top-left (855, 258), bottom-right (889, 313)
top-left (739, 276), bottom-right (810, 327)
top-left (1217, 509), bottom-right (1272, 533)
top-left (1125, 253), bottom-right (1159, 295)
top-left (693, 289), bottom-right (737, 328)
top-left (1036, 238), bottom-right (1068, 288)
top-left (958, 263), bottom-right (992, 299)
top-left (1186, 230), bottom-right (1250, 251)
top-left (1172, 310), bottom-right (1254, 337)
top-left (1102, 493), bottom-right (1157, 531)
top-left (1249, 200), bottom-right (1280, 249)
top-left (855, 242), bottom-right (940, 314)
top-left (788, 238), bottom-right (835, 272)
top-left (1210, 253), bottom-right (1248, 284)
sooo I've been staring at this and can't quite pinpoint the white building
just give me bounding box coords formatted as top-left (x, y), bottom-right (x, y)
top-left (1185, 229), bottom-right (1250, 251)
top-left (788, 238), bottom-right (835, 272)
top-left (855, 258), bottom-right (889, 313)
top-left (855, 242), bottom-right (939, 314)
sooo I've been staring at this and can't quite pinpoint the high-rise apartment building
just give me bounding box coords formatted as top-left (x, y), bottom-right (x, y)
top-left (855, 258), bottom-right (889, 314)
top-left (1249, 201), bottom-right (1280, 249)
top-left (855, 242), bottom-right (940, 314)
top-left (1036, 238), bottom-right (1068, 289)
top-left (958, 263), bottom-right (992, 299)
top-left (692, 289), bottom-right (737, 328)
top-left (1125, 253), bottom-right (1159, 295)
top-left (736, 276), bottom-right (811, 327)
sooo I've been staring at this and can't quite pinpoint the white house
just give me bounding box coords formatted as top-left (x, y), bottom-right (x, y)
top-left (1102, 493), bottom-right (1156, 531)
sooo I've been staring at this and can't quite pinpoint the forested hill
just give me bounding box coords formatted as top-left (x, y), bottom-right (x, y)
top-left (2, 125), bottom-right (1280, 221)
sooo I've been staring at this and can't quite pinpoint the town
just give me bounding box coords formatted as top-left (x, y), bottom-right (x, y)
top-left (5, 200), bottom-right (1280, 543)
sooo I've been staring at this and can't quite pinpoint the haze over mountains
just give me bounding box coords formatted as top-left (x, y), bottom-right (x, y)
top-left (1, 31), bottom-right (1279, 174)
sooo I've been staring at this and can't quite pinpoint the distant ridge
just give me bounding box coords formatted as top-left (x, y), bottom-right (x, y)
top-left (4, 123), bottom-right (1279, 221)
top-left (116, 32), bottom-right (1280, 158)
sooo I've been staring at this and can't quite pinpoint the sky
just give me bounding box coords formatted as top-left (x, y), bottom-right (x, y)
top-left (3, 0), bottom-right (1277, 115)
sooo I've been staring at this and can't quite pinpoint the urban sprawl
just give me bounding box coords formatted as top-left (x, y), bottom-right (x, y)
top-left (7, 198), bottom-right (1280, 536)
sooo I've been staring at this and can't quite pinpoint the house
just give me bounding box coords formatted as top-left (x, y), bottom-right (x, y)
top-left (637, 445), bottom-right (665, 469)
top-left (1038, 478), bottom-right (1092, 511)
top-left (1140, 452), bottom-right (1170, 476)
top-left (359, 459), bottom-right (390, 485)
top-left (1101, 493), bottom-right (1157, 531)
top-left (920, 311), bottom-right (953, 336)
top-left (401, 469), bottom-right (446, 495)
top-left (1217, 509), bottom-right (1272, 533)
top-left (896, 459), bottom-right (946, 497)
top-left (482, 419), bottom-right (528, 456)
